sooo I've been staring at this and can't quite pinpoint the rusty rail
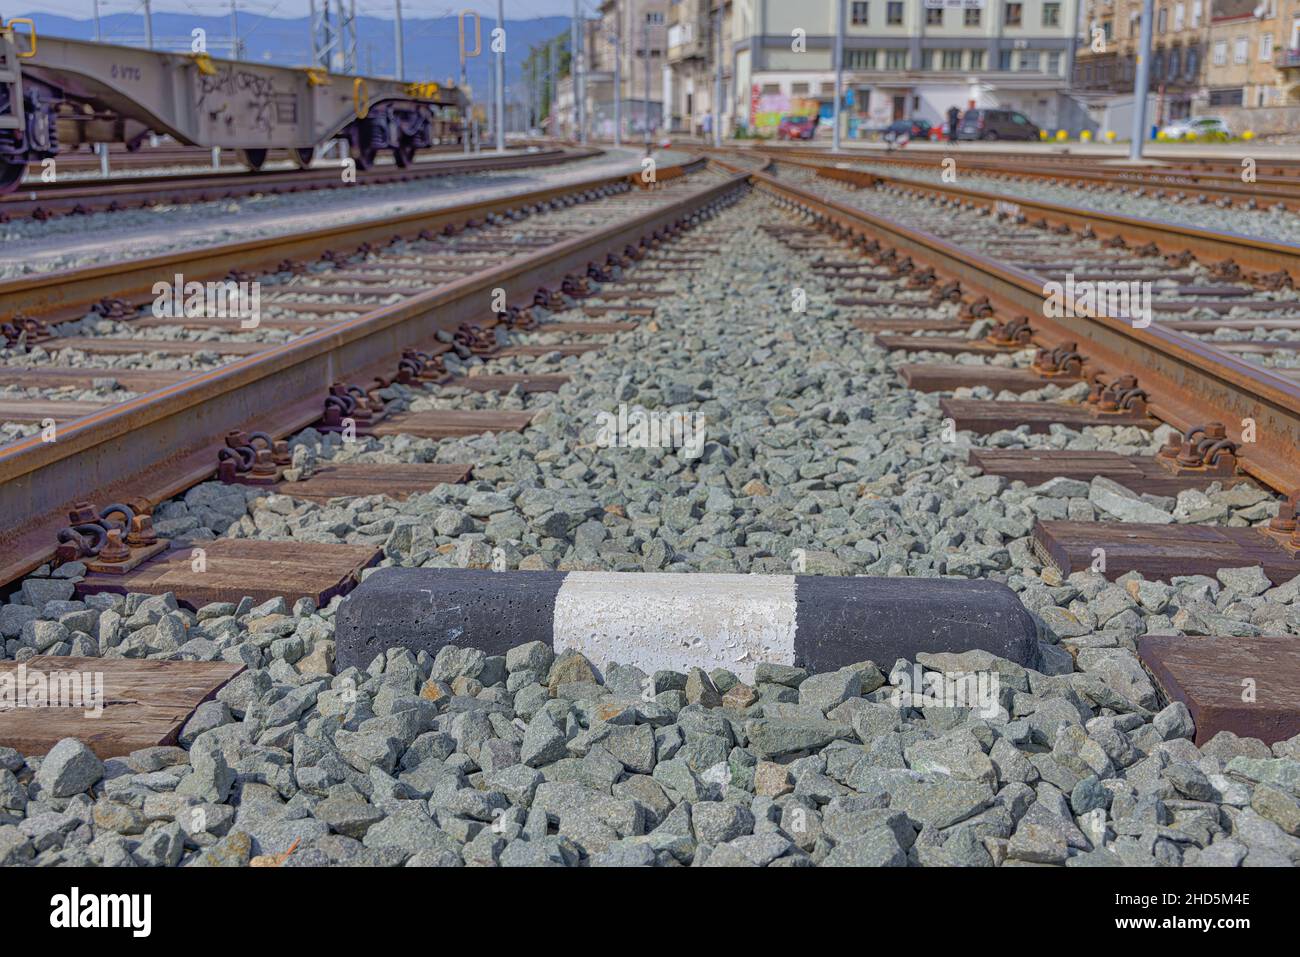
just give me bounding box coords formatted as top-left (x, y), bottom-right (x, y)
top-left (0, 157), bottom-right (737, 584)
top-left (745, 143), bottom-right (1300, 208)
top-left (745, 165), bottom-right (1300, 497)
top-left (0, 147), bottom-right (601, 221)
top-left (721, 149), bottom-right (1300, 284)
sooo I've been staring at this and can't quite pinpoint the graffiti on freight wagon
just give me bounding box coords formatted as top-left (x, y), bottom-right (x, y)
top-left (195, 67), bottom-right (285, 134)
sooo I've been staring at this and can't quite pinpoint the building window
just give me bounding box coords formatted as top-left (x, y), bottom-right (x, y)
top-left (1157, 8), bottom-right (1167, 33)
top-left (942, 49), bottom-right (963, 70)
top-left (1152, 50), bottom-right (1163, 76)
top-left (1191, 1), bottom-right (1201, 27)
top-left (1042, 3), bottom-right (1060, 27)
top-left (851, 1), bottom-right (869, 25)
top-left (1005, 3), bottom-right (1022, 26)
top-left (1234, 36), bottom-right (1248, 63)
top-left (1208, 87), bottom-right (1243, 106)
top-left (1168, 47), bottom-right (1180, 78)
top-left (1174, 3), bottom-right (1185, 30)
top-left (885, 49), bottom-right (908, 69)
top-left (998, 49), bottom-right (1013, 69)
top-left (1019, 51), bottom-right (1041, 71)
top-left (887, 2), bottom-right (903, 25)
top-left (1260, 33), bottom-right (1273, 60)
top-left (921, 49), bottom-right (935, 69)
top-left (970, 49), bottom-right (984, 69)
top-left (1212, 40), bottom-right (1226, 65)
top-left (821, 82), bottom-right (837, 95)
top-left (964, 8), bottom-right (981, 26)
top-left (1185, 46), bottom-right (1198, 79)
top-left (761, 83), bottom-right (781, 95)
top-left (791, 82), bottom-right (809, 95)
top-left (926, 8), bottom-right (943, 25)
top-left (846, 49), bottom-right (878, 69)
top-left (1047, 51), bottom-right (1062, 75)
top-left (1130, 12), bottom-right (1138, 36)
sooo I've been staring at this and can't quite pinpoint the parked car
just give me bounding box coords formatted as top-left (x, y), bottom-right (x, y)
top-left (1159, 116), bottom-right (1232, 141)
top-left (882, 119), bottom-right (931, 142)
top-left (777, 114), bottom-right (819, 140)
top-left (955, 109), bottom-right (1041, 141)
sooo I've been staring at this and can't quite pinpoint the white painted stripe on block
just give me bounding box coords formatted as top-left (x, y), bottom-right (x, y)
top-left (552, 572), bottom-right (798, 682)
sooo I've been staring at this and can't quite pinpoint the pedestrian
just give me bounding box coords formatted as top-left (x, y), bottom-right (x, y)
top-left (947, 105), bottom-right (961, 142)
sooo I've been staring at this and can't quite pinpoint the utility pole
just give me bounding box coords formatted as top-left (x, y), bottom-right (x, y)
top-left (93, 0), bottom-right (102, 42)
top-left (712, 2), bottom-right (722, 146)
top-left (495, 0), bottom-right (506, 150)
top-left (1129, 0), bottom-right (1154, 161)
top-left (143, 0), bottom-right (154, 49)
top-left (641, 15), bottom-right (654, 150)
top-left (548, 37), bottom-right (558, 136)
top-left (569, 1), bottom-right (582, 141)
top-left (394, 0), bottom-right (405, 79)
top-left (230, 1), bottom-right (239, 59)
top-left (612, 11), bottom-right (622, 145)
top-left (832, 0), bottom-right (844, 151)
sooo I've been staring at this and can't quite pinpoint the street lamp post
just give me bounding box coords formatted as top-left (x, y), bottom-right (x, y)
top-left (1129, 0), bottom-right (1155, 161)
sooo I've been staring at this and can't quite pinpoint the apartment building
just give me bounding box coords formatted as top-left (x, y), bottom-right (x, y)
top-left (589, 0), bottom-right (671, 138)
top-left (1074, 0), bottom-right (1300, 133)
top-left (665, 1), bottom-right (721, 134)
top-left (1205, 0), bottom-right (1300, 111)
top-left (723, 0), bottom-right (1083, 135)
top-left (1073, 0), bottom-right (1209, 122)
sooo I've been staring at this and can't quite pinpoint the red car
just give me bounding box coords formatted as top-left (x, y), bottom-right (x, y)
top-left (777, 115), bottom-right (818, 140)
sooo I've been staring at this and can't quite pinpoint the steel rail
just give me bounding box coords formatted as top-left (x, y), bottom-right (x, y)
top-left (0, 158), bottom-right (701, 320)
top-left (746, 167), bottom-right (1300, 497)
top-left (748, 143), bottom-right (1300, 180)
top-left (0, 147), bottom-right (601, 220)
top-left (0, 159), bottom-right (743, 584)
top-left (748, 151), bottom-right (1300, 284)
top-left (749, 144), bottom-right (1300, 208)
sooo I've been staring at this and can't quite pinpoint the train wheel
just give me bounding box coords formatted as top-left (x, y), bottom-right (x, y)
top-left (292, 147), bottom-right (315, 169)
top-left (353, 144), bottom-right (377, 171)
top-left (393, 142), bottom-right (416, 168)
top-left (240, 148), bottom-right (269, 171)
top-left (0, 160), bottom-right (23, 196)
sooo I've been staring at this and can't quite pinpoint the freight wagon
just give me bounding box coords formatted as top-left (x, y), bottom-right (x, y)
top-left (0, 21), bottom-right (468, 193)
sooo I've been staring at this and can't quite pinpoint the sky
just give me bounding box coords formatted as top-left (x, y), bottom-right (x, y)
top-left (10, 1), bottom-right (588, 18)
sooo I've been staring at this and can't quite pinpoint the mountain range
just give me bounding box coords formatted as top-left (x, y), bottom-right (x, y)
top-left (17, 12), bottom-right (574, 102)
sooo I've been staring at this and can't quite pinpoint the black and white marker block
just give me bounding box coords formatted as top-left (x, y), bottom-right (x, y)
top-left (335, 569), bottom-right (1040, 678)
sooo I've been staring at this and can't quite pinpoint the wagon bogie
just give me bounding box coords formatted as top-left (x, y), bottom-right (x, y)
top-left (0, 30), bottom-right (466, 192)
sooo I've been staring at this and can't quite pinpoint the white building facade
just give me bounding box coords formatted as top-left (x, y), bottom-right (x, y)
top-left (726, 0), bottom-right (1085, 135)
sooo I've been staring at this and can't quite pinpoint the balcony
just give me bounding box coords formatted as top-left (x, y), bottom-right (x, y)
top-left (1279, 48), bottom-right (1300, 69)
top-left (667, 22), bottom-right (707, 63)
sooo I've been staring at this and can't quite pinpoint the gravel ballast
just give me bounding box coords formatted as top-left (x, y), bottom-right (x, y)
top-left (1, 188), bottom-right (1297, 867)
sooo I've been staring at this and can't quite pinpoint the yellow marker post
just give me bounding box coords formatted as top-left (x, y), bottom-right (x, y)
top-left (353, 77), bottom-right (370, 120)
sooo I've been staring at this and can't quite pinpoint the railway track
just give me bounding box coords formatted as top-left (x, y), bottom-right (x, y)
top-left (1, 145), bottom-right (1298, 870)
top-left (1, 146), bottom-right (599, 222)
top-left (756, 143), bottom-right (1300, 212)
top-left (0, 155), bottom-right (737, 584)
top-left (714, 151), bottom-right (1300, 490)
top-left (26, 142), bottom-right (470, 174)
